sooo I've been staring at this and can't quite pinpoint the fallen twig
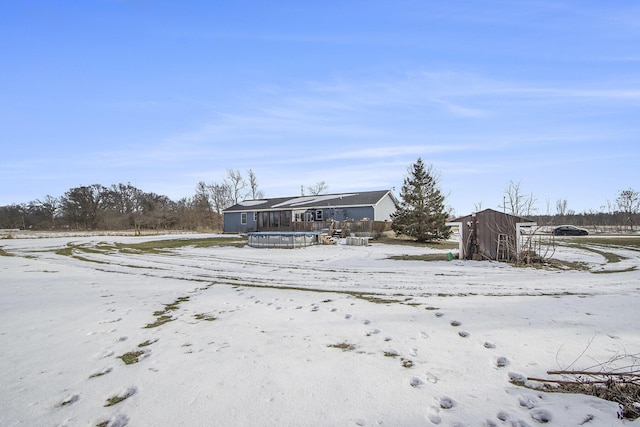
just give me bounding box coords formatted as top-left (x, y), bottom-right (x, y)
top-left (548, 369), bottom-right (640, 378)
top-left (521, 371), bottom-right (640, 421)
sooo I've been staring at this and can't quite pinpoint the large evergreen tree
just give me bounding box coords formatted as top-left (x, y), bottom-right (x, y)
top-left (391, 158), bottom-right (451, 242)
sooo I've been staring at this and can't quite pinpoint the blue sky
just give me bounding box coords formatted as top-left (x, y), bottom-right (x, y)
top-left (2, 1), bottom-right (639, 215)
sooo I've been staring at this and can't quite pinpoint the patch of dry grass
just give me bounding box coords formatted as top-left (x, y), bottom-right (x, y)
top-left (117, 351), bottom-right (144, 365)
top-left (0, 247), bottom-right (13, 256)
top-left (104, 388), bottom-right (136, 407)
top-left (327, 342), bottom-right (356, 351)
top-left (388, 253), bottom-right (457, 262)
top-left (373, 236), bottom-right (459, 250)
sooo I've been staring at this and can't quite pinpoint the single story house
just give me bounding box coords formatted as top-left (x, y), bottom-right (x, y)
top-left (446, 209), bottom-right (536, 261)
top-left (223, 189), bottom-right (399, 234)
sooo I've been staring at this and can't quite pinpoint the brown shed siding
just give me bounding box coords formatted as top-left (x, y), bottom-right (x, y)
top-left (451, 209), bottom-right (534, 260)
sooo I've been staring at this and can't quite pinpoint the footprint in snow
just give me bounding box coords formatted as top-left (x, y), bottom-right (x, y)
top-left (439, 396), bottom-right (455, 409)
top-left (58, 394), bottom-right (79, 407)
top-left (99, 318), bottom-right (122, 324)
top-left (96, 413), bottom-right (130, 427)
top-left (425, 372), bottom-right (439, 384)
top-left (89, 367), bottom-right (113, 379)
top-left (363, 319), bottom-right (371, 325)
top-left (508, 372), bottom-right (527, 386)
top-left (518, 394), bottom-right (539, 409)
top-left (484, 341), bottom-right (496, 349)
top-left (450, 320), bottom-right (461, 327)
top-left (410, 377), bottom-right (424, 388)
top-left (104, 387), bottom-right (137, 407)
top-left (96, 350), bottom-right (115, 359)
top-left (496, 356), bottom-right (509, 367)
top-left (529, 408), bottom-right (552, 423)
top-left (428, 413), bottom-right (442, 424)
top-left (458, 331), bottom-right (470, 338)
top-left (496, 411), bottom-right (510, 422)
top-left (419, 331), bottom-right (429, 339)
top-left (494, 412), bottom-right (532, 427)
top-left (345, 314), bottom-right (352, 319)
top-left (409, 348), bottom-right (418, 357)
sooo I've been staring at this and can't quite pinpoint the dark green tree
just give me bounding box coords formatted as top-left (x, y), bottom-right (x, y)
top-left (391, 158), bottom-right (451, 242)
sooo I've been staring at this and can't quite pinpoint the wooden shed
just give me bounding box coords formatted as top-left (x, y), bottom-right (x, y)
top-left (447, 209), bottom-right (536, 261)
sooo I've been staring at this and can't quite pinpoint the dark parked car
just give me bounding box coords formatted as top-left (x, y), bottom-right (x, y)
top-left (553, 225), bottom-right (589, 236)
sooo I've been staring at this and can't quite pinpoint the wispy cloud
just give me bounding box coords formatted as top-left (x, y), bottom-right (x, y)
top-left (15, 69), bottom-right (635, 207)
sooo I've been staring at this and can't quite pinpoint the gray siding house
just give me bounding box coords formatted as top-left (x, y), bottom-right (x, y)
top-left (223, 190), bottom-right (399, 234)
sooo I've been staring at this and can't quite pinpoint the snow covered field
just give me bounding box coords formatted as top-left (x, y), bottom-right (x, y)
top-left (1, 233), bottom-right (639, 426)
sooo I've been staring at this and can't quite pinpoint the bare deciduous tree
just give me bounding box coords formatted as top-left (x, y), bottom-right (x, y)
top-left (60, 184), bottom-right (108, 230)
top-left (225, 169), bottom-right (247, 204)
top-left (34, 195), bottom-right (59, 228)
top-left (500, 180), bottom-right (537, 217)
top-left (194, 181), bottom-right (214, 229)
top-left (247, 169), bottom-right (264, 200)
top-left (556, 199), bottom-right (568, 216)
top-left (616, 188), bottom-right (640, 231)
top-left (306, 181), bottom-right (329, 196)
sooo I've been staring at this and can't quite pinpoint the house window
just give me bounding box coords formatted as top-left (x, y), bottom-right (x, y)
top-left (281, 211), bottom-right (291, 227)
top-left (241, 213), bottom-right (247, 225)
top-left (315, 210), bottom-right (323, 221)
top-left (253, 212), bottom-right (258, 221)
top-left (269, 211), bottom-right (280, 227)
top-left (261, 212), bottom-right (269, 228)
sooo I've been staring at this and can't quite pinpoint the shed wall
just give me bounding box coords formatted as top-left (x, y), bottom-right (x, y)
top-left (458, 210), bottom-right (523, 260)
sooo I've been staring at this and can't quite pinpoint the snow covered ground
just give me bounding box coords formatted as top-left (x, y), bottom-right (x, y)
top-left (1, 233), bottom-right (639, 426)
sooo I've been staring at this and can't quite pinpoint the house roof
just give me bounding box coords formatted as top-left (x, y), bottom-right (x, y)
top-left (223, 190), bottom-right (396, 213)
top-left (449, 208), bottom-right (534, 223)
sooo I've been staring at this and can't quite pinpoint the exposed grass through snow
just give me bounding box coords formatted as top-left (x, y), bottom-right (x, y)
top-left (0, 247), bottom-right (13, 256)
top-left (327, 342), bottom-right (356, 351)
top-left (114, 237), bottom-right (246, 254)
top-left (117, 351), bottom-right (144, 365)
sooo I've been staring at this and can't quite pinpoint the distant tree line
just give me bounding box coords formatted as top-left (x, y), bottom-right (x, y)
top-left (0, 169), bottom-right (339, 233)
top-left (0, 169), bottom-right (260, 232)
top-left (529, 210), bottom-right (640, 233)
top-left (2, 164), bottom-right (638, 234)
top-left (496, 181), bottom-right (640, 232)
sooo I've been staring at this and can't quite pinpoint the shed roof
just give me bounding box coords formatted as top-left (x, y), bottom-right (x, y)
top-left (224, 190), bottom-right (396, 213)
top-left (450, 208), bottom-right (534, 223)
